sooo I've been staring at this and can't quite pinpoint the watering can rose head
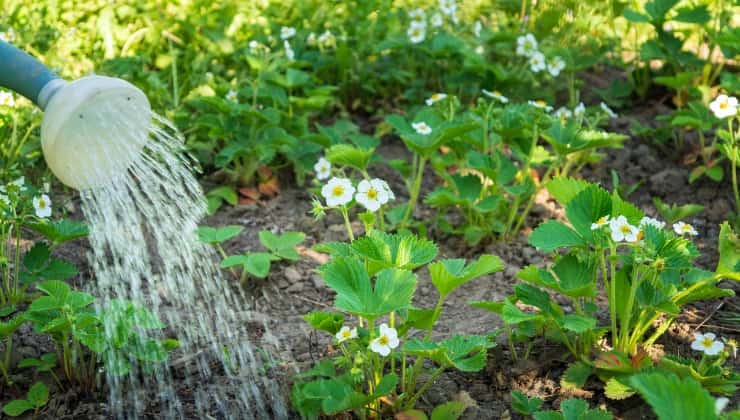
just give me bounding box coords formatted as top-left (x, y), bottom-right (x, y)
top-left (0, 41), bottom-right (151, 190)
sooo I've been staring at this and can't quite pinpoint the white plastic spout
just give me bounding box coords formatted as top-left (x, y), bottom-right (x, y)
top-left (40, 76), bottom-right (151, 190)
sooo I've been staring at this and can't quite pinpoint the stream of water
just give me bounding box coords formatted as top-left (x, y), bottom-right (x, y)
top-left (76, 109), bottom-right (286, 419)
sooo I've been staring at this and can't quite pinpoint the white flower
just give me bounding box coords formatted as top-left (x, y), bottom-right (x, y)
top-left (284, 41), bottom-right (295, 61)
top-left (473, 21), bottom-right (483, 37)
top-left (369, 323), bottom-right (399, 356)
top-left (321, 177), bottom-right (355, 207)
top-left (691, 332), bottom-right (724, 356)
top-left (554, 107), bottom-right (572, 123)
top-left (318, 30), bottom-right (335, 48)
top-left (314, 157), bottom-right (331, 180)
top-left (673, 221), bottom-right (698, 236)
top-left (335, 326), bottom-right (358, 343)
top-left (408, 23), bottom-right (426, 44)
top-left (475, 45), bottom-right (484, 55)
top-left (0, 91), bottom-right (15, 107)
top-left (426, 93), bottom-right (447, 106)
top-left (709, 94), bottom-right (738, 119)
top-left (573, 102), bottom-right (586, 119)
top-left (412, 121), bottom-right (432, 135)
top-left (640, 216), bottom-right (665, 230)
top-left (439, 0), bottom-right (457, 16)
top-left (547, 56), bottom-right (565, 77)
top-left (409, 8), bottom-right (426, 24)
top-left (33, 194), bottom-right (52, 218)
top-left (528, 99), bottom-right (553, 112)
top-left (516, 33), bottom-right (538, 57)
top-left (600, 102), bottom-right (617, 119)
top-left (0, 29), bottom-right (15, 43)
top-left (609, 215), bottom-right (639, 242)
top-left (378, 180), bottom-right (395, 201)
top-left (431, 13), bottom-right (444, 27)
top-left (591, 215), bottom-right (610, 230)
top-left (355, 179), bottom-right (390, 212)
top-left (225, 89), bottom-right (238, 102)
top-left (715, 397), bottom-right (730, 415)
top-left (306, 32), bottom-right (317, 46)
top-left (280, 26), bottom-right (296, 40)
top-left (529, 51), bottom-right (546, 73)
top-left (248, 40), bottom-right (261, 52)
top-left (482, 89), bottom-right (508, 103)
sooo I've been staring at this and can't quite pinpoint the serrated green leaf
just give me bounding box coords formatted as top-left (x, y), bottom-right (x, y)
top-left (561, 314), bottom-right (596, 333)
top-left (259, 230), bottom-right (305, 260)
top-left (430, 255), bottom-right (503, 298)
top-left (303, 312), bottom-right (344, 335)
top-left (546, 178), bottom-right (592, 205)
top-left (431, 401), bottom-right (467, 420)
top-left (561, 361), bottom-right (593, 390)
top-left (528, 221), bottom-right (585, 252)
top-left (196, 226), bottom-right (243, 244)
top-left (2, 399), bottom-right (34, 416)
top-left (566, 185), bottom-right (612, 242)
top-left (628, 372), bottom-right (716, 419)
top-left (511, 390), bottom-right (543, 415)
top-left (23, 242), bottom-right (50, 272)
top-left (325, 144), bottom-right (374, 172)
top-left (27, 220), bottom-right (88, 245)
top-left (27, 382), bottom-right (48, 407)
top-left (604, 378), bottom-right (634, 400)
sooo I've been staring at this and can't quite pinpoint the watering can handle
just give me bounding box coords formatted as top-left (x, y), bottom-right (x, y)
top-left (0, 40), bottom-right (64, 109)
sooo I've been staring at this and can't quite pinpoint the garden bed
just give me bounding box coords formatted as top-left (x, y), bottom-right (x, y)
top-left (26, 103), bottom-right (738, 419)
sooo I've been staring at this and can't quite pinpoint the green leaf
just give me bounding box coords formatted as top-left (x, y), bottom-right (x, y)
top-left (546, 178), bottom-right (592, 205)
top-left (40, 260), bottom-right (78, 281)
top-left (319, 257), bottom-right (416, 319)
top-left (325, 144), bottom-right (374, 172)
top-left (259, 230), bottom-right (305, 260)
top-left (27, 220), bottom-right (88, 245)
top-left (561, 361), bottom-right (593, 390)
top-left (36, 280), bottom-right (70, 300)
top-left (511, 390), bottom-right (543, 415)
top-left (552, 255), bottom-right (596, 298)
top-left (717, 222), bottom-right (740, 279)
top-left (429, 255), bottom-right (503, 298)
top-left (528, 221), bottom-right (585, 252)
top-left (27, 382), bottom-right (48, 407)
top-left (604, 378), bottom-right (634, 400)
top-left (500, 299), bottom-right (543, 324)
top-left (431, 401), bottom-right (467, 420)
top-left (566, 185), bottom-right (612, 241)
top-left (561, 314), bottom-right (596, 333)
top-left (403, 335), bottom-right (495, 372)
top-left (673, 5), bottom-right (710, 24)
top-left (196, 226), bottom-right (243, 244)
top-left (653, 197), bottom-right (703, 224)
top-left (645, 0), bottom-right (679, 21)
top-left (623, 8), bottom-right (651, 22)
top-left (206, 186), bottom-right (238, 205)
top-left (303, 312), bottom-right (344, 335)
top-left (628, 372), bottom-right (716, 420)
top-left (2, 399), bottom-right (34, 416)
top-left (350, 232), bottom-right (438, 272)
top-left (23, 242), bottom-right (50, 272)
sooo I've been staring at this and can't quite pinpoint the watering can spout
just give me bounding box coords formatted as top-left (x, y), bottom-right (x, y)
top-left (0, 40), bottom-right (151, 191)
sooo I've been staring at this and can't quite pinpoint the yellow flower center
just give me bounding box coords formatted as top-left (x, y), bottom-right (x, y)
top-left (536, 100), bottom-right (546, 106)
top-left (367, 188), bottom-right (378, 200)
top-left (720, 101), bottom-right (728, 110)
top-left (681, 225), bottom-right (692, 232)
top-left (432, 94), bottom-right (441, 100)
top-left (342, 330), bottom-right (352, 338)
top-left (494, 90), bottom-right (502, 96)
top-left (597, 216), bottom-right (608, 225)
top-left (38, 200), bottom-right (46, 209)
top-left (332, 186), bottom-right (345, 197)
top-left (620, 225), bottom-right (631, 234)
top-left (702, 338), bottom-right (714, 347)
top-left (378, 335), bottom-right (389, 346)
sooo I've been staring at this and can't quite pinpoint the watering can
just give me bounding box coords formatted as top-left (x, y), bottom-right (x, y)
top-left (0, 40), bottom-right (151, 190)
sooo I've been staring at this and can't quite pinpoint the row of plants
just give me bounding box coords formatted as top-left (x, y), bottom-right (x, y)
top-left (0, 179), bottom-right (177, 417)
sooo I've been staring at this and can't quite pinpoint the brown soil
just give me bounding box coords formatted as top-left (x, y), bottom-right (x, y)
top-left (2, 100), bottom-right (738, 419)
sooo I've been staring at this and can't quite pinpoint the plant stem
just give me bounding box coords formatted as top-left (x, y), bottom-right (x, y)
top-left (405, 366), bottom-right (446, 409)
top-left (400, 157), bottom-right (427, 229)
top-left (729, 119), bottom-right (739, 213)
top-left (341, 207), bottom-right (355, 241)
top-left (607, 244), bottom-right (618, 348)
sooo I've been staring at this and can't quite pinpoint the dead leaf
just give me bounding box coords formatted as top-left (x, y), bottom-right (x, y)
top-left (297, 246), bottom-right (330, 264)
top-left (259, 177), bottom-right (280, 197)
